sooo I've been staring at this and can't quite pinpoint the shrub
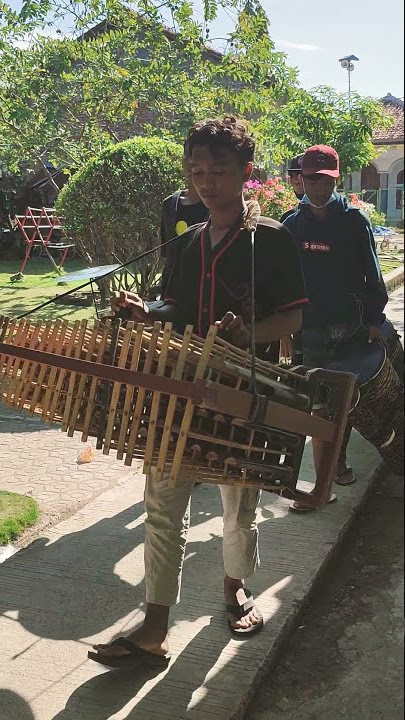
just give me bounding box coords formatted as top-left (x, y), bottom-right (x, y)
top-left (347, 193), bottom-right (387, 229)
top-left (244, 178), bottom-right (297, 221)
top-left (56, 137), bottom-right (184, 296)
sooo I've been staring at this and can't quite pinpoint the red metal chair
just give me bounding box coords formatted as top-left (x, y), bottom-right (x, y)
top-left (13, 207), bottom-right (75, 274)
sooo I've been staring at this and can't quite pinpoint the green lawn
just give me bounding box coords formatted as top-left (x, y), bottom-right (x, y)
top-left (0, 258), bottom-right (99, 322)
top-left (0, 254), bottom-right (402, 323)
top-left (0, 490), bottom-right (40, 544)
top-left (379, 259), bottom-right (402, 275)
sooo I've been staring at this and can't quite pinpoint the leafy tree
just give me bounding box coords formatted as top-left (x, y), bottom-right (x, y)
top-left (55, 136), bottom-right (183, 296)
top-left (254, 86), bottom-right (393, 176)
top-left (0, 0), bottom-right (296, 187)
top-left (0, 1), bottom-right (392, 191)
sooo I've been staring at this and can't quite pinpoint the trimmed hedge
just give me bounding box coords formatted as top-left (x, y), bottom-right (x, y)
top-left (56, 137), bottom-right (184, 294)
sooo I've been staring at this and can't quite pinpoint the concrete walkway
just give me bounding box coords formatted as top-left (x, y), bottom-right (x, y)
top-left (385, 285), bottom-right (404, 337)
top-left (0, 286), bottom-right (403, 720)
top-left (0, 408), bottom-right (139, 533)
top-left (248, 472), bottom-right (404, 720)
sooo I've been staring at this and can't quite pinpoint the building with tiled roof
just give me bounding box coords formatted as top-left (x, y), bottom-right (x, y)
top-left (348, 93), bottom-right (404, 224)
top-left (373, 94), bottom-right (404, 145)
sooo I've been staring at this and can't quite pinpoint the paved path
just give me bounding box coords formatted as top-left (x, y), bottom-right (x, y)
top-left (0, 286), bottom-right (403, 720)
top-left (0, 439), bottom-right (383, 720)
top-left (0, 408), bottom-right (139, 530)
top-left (386, 285), bottom-right (404, 339)
top-left (248, 472), bottom-right (404, 720)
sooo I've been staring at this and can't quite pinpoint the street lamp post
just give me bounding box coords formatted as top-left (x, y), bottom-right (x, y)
top-left (339, 54), bottom-right (359, 110)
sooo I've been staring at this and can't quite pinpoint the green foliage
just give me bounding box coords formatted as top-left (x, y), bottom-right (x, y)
top-left (56, 136), bottom-right (183, 293)
top-left (0, 490), bottom-right (39, 544)
top-left (347, 193), bottom-right (387, 228)
top-left (0, 0), bottom-right (296, 183)
top-left (254, 86), bottom-right (393, 175)
top-left (0, 2), bottom-right (392, 187)
top-left (368, 208), bottom-right (387, 228)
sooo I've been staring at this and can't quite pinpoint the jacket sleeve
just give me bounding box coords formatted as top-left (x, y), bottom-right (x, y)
top-left (359, 214), bottom-right (388, 325)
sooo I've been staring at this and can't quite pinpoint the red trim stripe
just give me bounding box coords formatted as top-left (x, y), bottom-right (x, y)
top-left (210, 228), bottom-right (242, 326)
top-left (198, 226), bottom-right (207, 336)
top-left (275, 297), bottom-right (308, 312)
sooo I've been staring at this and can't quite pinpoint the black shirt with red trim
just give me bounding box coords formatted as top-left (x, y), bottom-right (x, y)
top-left (164, 216), bottom-right (307, 337)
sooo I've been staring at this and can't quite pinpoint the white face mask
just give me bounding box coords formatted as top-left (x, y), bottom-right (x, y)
top-left (301, 181), bottom-right (337, 209)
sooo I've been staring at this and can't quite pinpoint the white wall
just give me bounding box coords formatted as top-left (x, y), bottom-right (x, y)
top-left (346, 145), bottom-right (404, 224)
top-left (373, 145), bottom-right (403, 173)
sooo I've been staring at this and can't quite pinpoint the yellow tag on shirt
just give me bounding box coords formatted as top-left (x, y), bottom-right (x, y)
top-left (175, 220), bottom-right (188, 235)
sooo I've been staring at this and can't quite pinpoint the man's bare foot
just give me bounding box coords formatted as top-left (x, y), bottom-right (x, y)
top-left (92, 604), bottom-right (170, 658)
top-left (224, 576), bottom-right (262, 631)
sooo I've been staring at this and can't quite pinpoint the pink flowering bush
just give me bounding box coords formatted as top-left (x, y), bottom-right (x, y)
top-left (348, 193), bottom-right (386, 228)
top-left (244, 178), bottom-right (297, 221)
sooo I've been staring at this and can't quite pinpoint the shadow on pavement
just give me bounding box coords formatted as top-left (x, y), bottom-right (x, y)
top-left (0, 689), bottom-right (36, 720)
top-left (1, 475), bottom-right (290, 718)
top-left (0, 404), bottom-right (56, 434)
top-left (0, 487), bottom-right (227, 641)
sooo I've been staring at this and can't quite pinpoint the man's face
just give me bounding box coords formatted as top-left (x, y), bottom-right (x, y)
top-left (288, 172), bottom-right (304, 197)
top-left (190, 145), bottom-right (252, 211)
top-left (302, 174), bottom-right (336, 206)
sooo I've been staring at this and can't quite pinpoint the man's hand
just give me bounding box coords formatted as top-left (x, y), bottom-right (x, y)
top-left (279, 335), bottom-right (294, 365)
top-left (111, 290), bottom-right (150, 323)
top-left (368, 325), bottom-right (385, 344)
top-left (215, 312), bottom-right (251, 349)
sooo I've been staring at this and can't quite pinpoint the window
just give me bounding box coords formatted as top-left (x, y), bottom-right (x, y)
top-left (396, 169), bottom-right (404, 210)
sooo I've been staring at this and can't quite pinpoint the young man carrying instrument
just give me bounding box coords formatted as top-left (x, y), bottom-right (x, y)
top-left (89, 117), bottom-right (307, 669)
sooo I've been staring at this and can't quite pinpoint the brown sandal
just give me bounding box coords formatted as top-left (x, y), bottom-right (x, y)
top-left (289, 493), bottom-right (337, 513)
top-left (226, 590), bottom-right (264, 637)
top-left (334, 465), bottom-right (357, 486)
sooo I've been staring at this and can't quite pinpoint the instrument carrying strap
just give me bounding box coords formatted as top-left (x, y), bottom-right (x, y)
top-left (243, 200), bottom-right (261, 396)
top-left (249, 228), bottom-right (257, 394)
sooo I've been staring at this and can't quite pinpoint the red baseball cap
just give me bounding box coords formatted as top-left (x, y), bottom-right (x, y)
top-left (301, 145), bottom-right (339, 178)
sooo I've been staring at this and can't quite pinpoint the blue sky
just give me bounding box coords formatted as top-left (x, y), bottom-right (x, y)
top-left (204, 0), bottom-right (404, 99)
top-left (6, 0), bottom-right (404, 99)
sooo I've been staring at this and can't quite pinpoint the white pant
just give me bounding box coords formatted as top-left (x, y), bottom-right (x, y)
top-left (144, 469), bottom-right (261, 606)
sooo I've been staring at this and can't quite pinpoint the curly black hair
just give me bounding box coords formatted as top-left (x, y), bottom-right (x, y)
top-left (185, 117), bottom-right (255, 165)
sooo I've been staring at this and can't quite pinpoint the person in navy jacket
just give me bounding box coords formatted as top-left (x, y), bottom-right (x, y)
top-left (282, 145), bottom-right (392, 510)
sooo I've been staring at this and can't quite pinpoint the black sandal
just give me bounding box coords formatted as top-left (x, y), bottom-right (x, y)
top-left (88, 636), bottom-right (171, 669)
top-left (226, 590), bottom-right (264, 637)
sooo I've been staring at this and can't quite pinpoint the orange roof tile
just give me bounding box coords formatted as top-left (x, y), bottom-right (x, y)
top-left (373, 94), bottom-right (404, 144)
